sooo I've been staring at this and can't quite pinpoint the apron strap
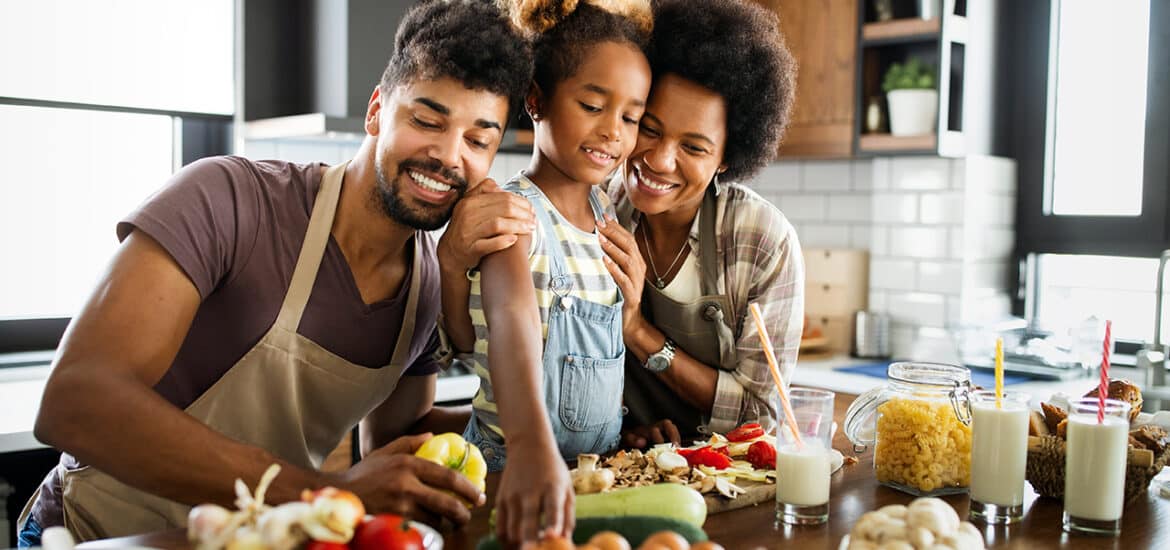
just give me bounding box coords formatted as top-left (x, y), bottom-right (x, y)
top-left (276, 162), bottom-right (347, 332)
top-left (698, 184), bottom-right (720, 297)
top-left (697, 184), bottom-right (738, 371)
top-left (388, 236), bottom-right (422, 368)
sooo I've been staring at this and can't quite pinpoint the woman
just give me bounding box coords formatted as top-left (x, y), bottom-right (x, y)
top-left (595, 0), bottom-right (803, 447)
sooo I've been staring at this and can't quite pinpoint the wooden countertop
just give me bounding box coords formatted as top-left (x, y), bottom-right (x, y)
top-left (81, 393), bottom-right (1170, 549)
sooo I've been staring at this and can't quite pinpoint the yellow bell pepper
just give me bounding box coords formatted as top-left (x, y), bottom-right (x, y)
top-left (414, 432), bottom-right (487, 494)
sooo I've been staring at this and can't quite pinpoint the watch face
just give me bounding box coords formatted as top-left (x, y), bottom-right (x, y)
top-left (647, 355), bottom-right (669, 372)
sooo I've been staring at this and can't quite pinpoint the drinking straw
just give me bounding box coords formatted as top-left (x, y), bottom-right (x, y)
top-left (749, 302), bottom-right (803, 449)
top-left (995, 337), bottom-right (1004, 409)
top-left (1098, 320), bottom-right (1112, 424)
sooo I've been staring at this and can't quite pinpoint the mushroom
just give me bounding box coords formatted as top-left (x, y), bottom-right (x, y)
top-left (571, 454), bottom-right (616, 494)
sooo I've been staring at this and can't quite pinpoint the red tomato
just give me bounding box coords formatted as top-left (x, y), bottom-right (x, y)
top-left (726, 422), bottom-right (764, 442)
top-left (307, 542), bottom-right (349, 550)
top-left (746, 440), bottom-right (777, 470)
top-left (352, 514), bottom-right (424, 550)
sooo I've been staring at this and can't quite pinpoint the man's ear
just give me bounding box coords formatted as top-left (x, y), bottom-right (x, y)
top-left (525, 83), bottom-right (545, 122)
top-left (365, 86), bottom-right (384, 136)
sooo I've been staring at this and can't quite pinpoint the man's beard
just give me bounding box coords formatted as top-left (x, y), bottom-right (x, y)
top-left (374, 158), bottom-right (467, 231)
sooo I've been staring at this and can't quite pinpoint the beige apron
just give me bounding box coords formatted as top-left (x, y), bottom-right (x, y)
top-left (22, 162), bottom-right (423, 541)
top-left (621, 186), bottom-right (739, 437)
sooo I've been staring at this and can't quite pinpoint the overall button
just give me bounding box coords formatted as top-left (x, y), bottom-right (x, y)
top-left (620, 406), bottom-right (629, 416)
top-left (696, 425), bottom-right (710, 435)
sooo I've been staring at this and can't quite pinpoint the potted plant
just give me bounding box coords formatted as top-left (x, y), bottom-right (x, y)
top-left (882, 59), bottom-right (938, 136)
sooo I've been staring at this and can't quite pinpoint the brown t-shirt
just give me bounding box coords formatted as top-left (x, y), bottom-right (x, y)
top-left (122, 156), bottom-right (442, 408)
top-left (31, 156), bottom-right (441, 528)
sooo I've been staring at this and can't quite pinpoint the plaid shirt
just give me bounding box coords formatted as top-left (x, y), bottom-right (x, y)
top-left (610, 179), bottom-right (805, 434)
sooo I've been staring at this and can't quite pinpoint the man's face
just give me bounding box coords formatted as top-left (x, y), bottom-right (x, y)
top-left (366, 77), bottom-right (510, 230)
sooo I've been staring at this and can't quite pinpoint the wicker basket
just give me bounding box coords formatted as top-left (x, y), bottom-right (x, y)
top-left (1025, 434), bottom-right (1169, 503)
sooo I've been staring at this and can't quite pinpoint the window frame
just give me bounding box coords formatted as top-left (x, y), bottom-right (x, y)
top-left (0, 99), bottom-right (233, 355)
top-left (1015, 0), bottom-right (1170, 258)
top-left (1011, 0), bottom-right (1170, 316)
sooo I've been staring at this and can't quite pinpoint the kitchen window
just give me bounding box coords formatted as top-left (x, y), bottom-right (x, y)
top-left (1014, 0), bottom-right (1170, 342)
top-left (0, 1), bottom-right (236, 355)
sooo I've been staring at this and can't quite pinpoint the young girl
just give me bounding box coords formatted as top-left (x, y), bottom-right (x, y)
top-left (440, 0), bottom-right (651, 543)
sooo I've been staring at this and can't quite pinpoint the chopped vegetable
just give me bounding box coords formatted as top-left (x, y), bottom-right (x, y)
top-left (746, 441), bottom-right (777, 470)
top-left (726, 423), bottom-right (764, 442)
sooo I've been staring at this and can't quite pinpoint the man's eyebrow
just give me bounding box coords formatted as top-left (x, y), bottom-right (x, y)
top-left (414, 97), bottom-right (449, 115)
top-left (584, 83), bottom-right (646, 108)
top-left (415, 96), bottom-right (499, 130)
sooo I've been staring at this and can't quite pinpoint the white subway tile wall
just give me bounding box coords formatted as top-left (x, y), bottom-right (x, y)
top-left (752, 155), bottom-right (1017, 359)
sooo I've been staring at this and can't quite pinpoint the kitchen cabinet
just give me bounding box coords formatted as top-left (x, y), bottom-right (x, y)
top-left (753, 0), bottom-right (858, 159)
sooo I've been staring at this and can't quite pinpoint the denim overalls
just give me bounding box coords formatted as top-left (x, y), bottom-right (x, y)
top-left (464, 183), bottom-right (625, 472)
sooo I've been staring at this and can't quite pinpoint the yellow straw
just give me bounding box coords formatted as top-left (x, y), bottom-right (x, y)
top-left (749, 302), bottom-right (803, 449)
top-left (995, 337), bottom-right (1004, 409)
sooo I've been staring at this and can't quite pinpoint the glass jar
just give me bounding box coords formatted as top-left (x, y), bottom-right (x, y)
top-left (843, 362), bottom-right (974, 496)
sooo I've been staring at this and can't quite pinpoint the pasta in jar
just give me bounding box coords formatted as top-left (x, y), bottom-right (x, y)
top-left (874, 397), bottom-right (972, 495)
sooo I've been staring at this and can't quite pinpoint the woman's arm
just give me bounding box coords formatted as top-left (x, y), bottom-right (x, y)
top-left (478, 235), bottom-right (573, 545)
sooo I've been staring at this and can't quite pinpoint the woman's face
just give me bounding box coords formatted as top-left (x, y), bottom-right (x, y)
top-left (532, 41), bottom-right (651, 185)
top-left (623, 73), bottom-right (727, 217)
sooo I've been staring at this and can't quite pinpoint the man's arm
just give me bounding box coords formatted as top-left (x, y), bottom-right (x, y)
top-left (358, 374), bottom-right (472, 453)
top-left (35, 231), bottom-right (329, 507)
top-left (478, 236), bottom-right (573, 544)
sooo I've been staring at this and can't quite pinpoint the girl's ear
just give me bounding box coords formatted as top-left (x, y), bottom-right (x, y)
top-left (525, 83), bottom-right (545, 122)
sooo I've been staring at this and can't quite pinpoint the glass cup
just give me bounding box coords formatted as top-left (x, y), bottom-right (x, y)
top-left (1062, 397), bottom-right (1132, 536)
top-left (775, 388), bottom-right (835, 526)
top-left (969, 390), bottom-right (1032, 524)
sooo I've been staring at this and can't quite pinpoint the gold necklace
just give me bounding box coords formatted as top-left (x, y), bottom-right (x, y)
top-left (639, 223), bottom-right (689, 289)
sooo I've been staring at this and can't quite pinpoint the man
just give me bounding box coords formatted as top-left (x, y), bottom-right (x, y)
top-left (18, 1), bottom-right (534, 545)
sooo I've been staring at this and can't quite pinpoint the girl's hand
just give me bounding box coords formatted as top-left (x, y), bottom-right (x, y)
top-left (495, 438), bottom-right (574, 545)
top-left (597, 215), bottom-right (647, 340)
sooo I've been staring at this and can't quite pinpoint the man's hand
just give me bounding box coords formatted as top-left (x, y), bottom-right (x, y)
top-left (495, 438), bottom-right (574, 545)
top-left (622, 419), bottom-right (682, 449)
top-left (339, 433), bottom-right (485, 525)
top-left (438, 178), bottom-right (536, 272)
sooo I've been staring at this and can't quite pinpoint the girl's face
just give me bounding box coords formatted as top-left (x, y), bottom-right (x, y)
top-left (623, 73), bottom-right (728, 217)
top-left (531, 41), bottom-right (651, 185)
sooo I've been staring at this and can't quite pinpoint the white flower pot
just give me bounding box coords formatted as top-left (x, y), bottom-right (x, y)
top-left (886, 89), bottom-right (938, 137)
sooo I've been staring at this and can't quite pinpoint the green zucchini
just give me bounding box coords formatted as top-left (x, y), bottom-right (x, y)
top-left (576, 483), bottom-right (707, 528)
top-left (475, 515), bottom-right (708, 550)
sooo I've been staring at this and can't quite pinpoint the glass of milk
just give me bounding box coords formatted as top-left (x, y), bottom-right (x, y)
top-left (969, 390), bottom-right (1032, 524)
top-left (775, 388), bottom-right (835, 526)
top-left (1062, 397), bottom-right (1132, 536)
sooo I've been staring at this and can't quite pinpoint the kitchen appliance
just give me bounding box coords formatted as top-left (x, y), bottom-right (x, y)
top-left (852, 311), bottom-right (890, 359)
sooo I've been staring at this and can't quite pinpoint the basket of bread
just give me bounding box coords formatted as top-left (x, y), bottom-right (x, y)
top-left (1025, 378), bottom-right (1170, 503)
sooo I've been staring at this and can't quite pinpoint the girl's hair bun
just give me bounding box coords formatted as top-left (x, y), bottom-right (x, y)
top-left (504, 0), bottom-right (580, 36)
top-left (502, 0), bottom-right (651, 37)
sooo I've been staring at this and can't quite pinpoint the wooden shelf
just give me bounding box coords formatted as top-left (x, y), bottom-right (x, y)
top-left (862, 18), bottom-right (941, 44)
top-left (858, 133), bottom-right (937, 153)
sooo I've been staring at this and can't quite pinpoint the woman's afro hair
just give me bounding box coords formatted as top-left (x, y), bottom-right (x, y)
top-left (382, 0), bottom-right (534, 121)
top-left (649, 0), bottom-right (797, 182)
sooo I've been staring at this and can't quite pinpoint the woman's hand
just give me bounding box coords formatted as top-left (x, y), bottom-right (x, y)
top-left (495, 438), bottom-right (574, 544)
top-left (621, 419), bottom-right (683, 449)
top-left (597, 215), bottom-right (648, 341)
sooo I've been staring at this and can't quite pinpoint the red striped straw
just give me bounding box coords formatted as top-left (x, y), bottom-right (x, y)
top-left (1098, 320), bottom-right (1112, 424)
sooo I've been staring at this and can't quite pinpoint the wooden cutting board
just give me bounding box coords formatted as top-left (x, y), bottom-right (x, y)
top-left (703, 479), bottom-right (777, 514)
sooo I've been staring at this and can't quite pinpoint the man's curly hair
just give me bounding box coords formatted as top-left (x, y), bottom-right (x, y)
top-left (505, 0), bottom-right (652, 98)
top-left (649, 0), bottom-right (796, 182)
top-left (381, 0), bottom-right (534, 123)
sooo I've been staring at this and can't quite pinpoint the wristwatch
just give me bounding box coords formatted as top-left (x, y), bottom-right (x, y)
top-left (644, 338), bottom-right (677, 372)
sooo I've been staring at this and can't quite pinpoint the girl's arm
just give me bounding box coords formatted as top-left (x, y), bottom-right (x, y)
top-left (478, 234), bottom-right (574, 545)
